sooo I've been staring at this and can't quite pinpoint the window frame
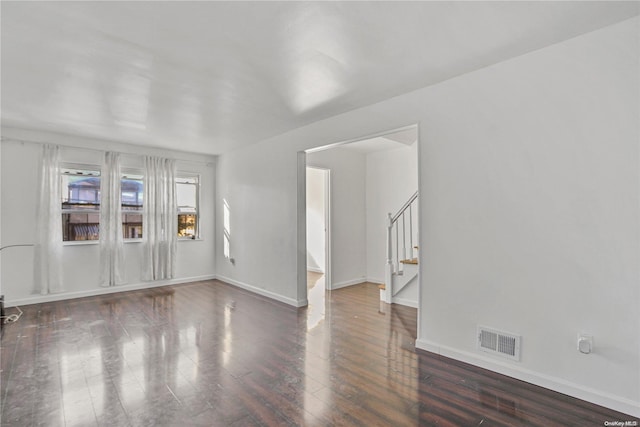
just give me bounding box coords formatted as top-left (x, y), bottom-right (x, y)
top-left (60, 165), bottom-right (102, 243)
top-left (176, 173), bottom-right (201, 240)
top-left (120, 169), bottom-right (144, 241)
top-left (60, 165), bottom-right (201, 244)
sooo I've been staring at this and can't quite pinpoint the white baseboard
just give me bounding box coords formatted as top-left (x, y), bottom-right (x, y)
top-left (216, 275), bottom-right (305, 307)
top-left (331, 277), bottom-right (366, 290)
top-left (366, 277), bottom-right (384, 285)
top-left (392, 297), bottom-right (418, 308)
top-left (306, 267), bottom-right (325, 274)
top-left (415, 339), bottom-right (640, 418)
top-left (5, 274), bottom-right (217, 307)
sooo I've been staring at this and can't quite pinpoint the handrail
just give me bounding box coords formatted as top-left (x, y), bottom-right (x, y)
top-left (391, 191), bottom-right (418, 223)
top-left (385, 191), bottom-right (419, 303)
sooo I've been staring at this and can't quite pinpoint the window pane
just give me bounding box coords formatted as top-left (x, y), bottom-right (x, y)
top-left (176, 176), bottom-right (198, 238)
top-left (121, 176), bottom-right (143, 211)
top-left (61, 169), bottom-right (100, 210)
top-left (61, 168), bottom-right (101, 241)
top-left (177, 182), bottom-right (196, 212)
top-left (62, 213), bottom-right (99, 241)
top-left (121, 175), bottom-right (143, 239)
top-left (178, 214), bottom-right (197, 238)
top-left (123, 213), bottom-right (142, 239)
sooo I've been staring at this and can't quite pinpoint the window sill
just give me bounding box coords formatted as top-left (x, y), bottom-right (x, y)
top-left (63, 238), bottom-right (200, 246)
top-left (63, 239), bottom-right (144, 246)
top-left (63, 240), bottom-right (98, 246)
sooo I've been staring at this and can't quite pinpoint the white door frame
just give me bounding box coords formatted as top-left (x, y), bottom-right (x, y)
top-left (323, 169), bottom-right (331, 291)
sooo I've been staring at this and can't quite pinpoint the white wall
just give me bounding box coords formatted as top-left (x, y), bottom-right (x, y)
top-left (416, 17), bottom-right (639, 415)
top-left (215, 144), bottom-right (367, 304)
top-left (215, 141), bottom-right (304, 305)
top-left (0, 140), bottom-right (2, 302)
top-left (306, 167), bottom-right (325, 273)
top-left (365, 142), bottom-right (418, 284)
top-left (1, 128), bottom-right (216, 305)
top-left (307, 148), bottom-right (367, 289)
top-left (214, 17), bottom-right (640, 415)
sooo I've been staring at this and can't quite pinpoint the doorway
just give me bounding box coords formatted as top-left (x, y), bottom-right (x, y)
top-left (306, 166), bottom-right (330, 328)
top-left (298, 124), bottom-right (419, 322)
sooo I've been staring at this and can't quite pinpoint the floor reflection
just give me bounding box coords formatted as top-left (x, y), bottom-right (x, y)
top-left (306, 271), bottom-right (326, 331)
top-left (386, 305), bottom-right (419, 402)
top-left (1, 280), bottom-right (625, 426)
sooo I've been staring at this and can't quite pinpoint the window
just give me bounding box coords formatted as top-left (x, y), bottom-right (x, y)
top-left (62, 168), bottom-right (197, 241)
top-left (223, 199), bottom-right (230, 258)
top-left (61, 168), bottom-right (144, 242)
top-left (61, 168), bottom-right (101, 241)
top-left (176, 176), bottom-right (199, 239)
top-left (121, 173), bottom-right (143, 239)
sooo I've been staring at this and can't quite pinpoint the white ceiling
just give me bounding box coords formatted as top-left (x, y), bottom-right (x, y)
top-left (1, 2), bottom-right (638, 155)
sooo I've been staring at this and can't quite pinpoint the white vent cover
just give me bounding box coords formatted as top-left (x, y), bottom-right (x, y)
top-left (477, 326), bottom-right (521, 361)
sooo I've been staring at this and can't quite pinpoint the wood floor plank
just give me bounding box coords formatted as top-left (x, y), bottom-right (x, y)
top-left (0, 279), bottom-right (637, 426)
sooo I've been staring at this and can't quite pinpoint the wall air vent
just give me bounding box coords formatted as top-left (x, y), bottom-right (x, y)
top-left (477, 326), bottom-right (521, 361)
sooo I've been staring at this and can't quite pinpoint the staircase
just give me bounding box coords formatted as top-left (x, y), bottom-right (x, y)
top-left (382, 192), bottom-right (419, 305)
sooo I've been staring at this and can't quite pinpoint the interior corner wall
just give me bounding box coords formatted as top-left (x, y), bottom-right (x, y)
top-left (0, 128), bottom-right (217, 306)
top-left (214, 16), bottom-right (640, 416)
top-left (365, 143), bottom-right (418, 284)
top-left (307, 148), bottom-right (367, 289)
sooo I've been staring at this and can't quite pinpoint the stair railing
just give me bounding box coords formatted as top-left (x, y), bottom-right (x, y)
top-left (384, 191), bottom-right (418, 303)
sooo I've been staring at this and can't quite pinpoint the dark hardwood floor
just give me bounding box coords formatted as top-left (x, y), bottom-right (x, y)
top-left (1, 280), bottom-right (637, 426)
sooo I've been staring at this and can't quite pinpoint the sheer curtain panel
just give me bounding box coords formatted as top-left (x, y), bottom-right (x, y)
top-left (99, 152), bottom-right (126, 286)
top-left (35, 144), bottom-right (63, 294)
top-left (143, 156), bottom-right (177, 281)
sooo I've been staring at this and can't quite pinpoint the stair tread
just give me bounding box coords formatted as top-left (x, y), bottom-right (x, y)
top-left (378, 284), bottom-right (386, 290)
top-left (400, 258), bottom-right (418, 265)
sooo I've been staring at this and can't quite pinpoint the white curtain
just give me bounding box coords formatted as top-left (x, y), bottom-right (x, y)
top-left (35, 145), bottom-right (63, 294)
top-left (99, 152), bottom-right (126, 286)
top-left (143, 156), bottom-right (177, 281)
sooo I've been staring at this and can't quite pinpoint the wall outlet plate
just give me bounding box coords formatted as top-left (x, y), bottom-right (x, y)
top-left (577, 333), bottom-right (593, 354)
